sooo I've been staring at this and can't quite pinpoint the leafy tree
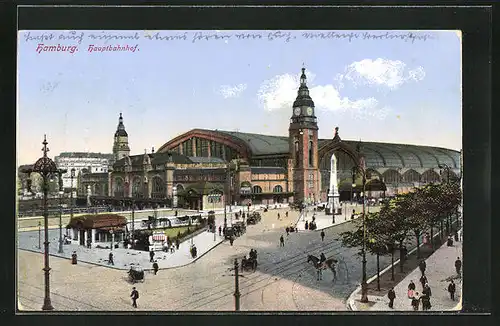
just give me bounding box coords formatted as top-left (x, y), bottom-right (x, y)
top-left (382, 194), bottom-right (412, 273)
top-left (339, 212), bottom-right (393, 291)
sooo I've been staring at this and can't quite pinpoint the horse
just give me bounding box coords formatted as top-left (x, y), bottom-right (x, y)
top-left (307, 255), bottom-right (324, 280)
top-left (307, 255), bottom-right (339, 282)
top-left (323, 258), bottom-right (338, 282)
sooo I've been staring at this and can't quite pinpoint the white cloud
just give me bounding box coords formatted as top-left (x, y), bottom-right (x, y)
top-left (218, 83), bottom-right (247, 98)
top-left (340, 58), bottom-right (426, 90)
top-left (257, 71), bottom-right (387, 119)
top-left (408, 66), bottom-right (426, 82)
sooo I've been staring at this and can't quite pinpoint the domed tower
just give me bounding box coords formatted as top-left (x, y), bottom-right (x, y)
top-left (289, 67), bottom-right (320, 204)
top-left (112, 113), bottom-right (130, 161)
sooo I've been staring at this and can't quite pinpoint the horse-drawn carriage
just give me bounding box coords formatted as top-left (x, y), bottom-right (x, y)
top-left (128, 266), bottom-right (145, 283)
top-left (247, 212), bottom-right (261, 225)
top-left (241, 249), bottom-right (258, 272)
top-left (233, 221), bottom-right (246, 235)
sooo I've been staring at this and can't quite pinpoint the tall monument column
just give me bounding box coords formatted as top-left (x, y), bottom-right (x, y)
top-left (327, 153), bottom-right (341, 215)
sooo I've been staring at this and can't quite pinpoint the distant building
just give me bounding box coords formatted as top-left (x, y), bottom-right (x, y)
top-left (55, 152), bottom-right (114, 190)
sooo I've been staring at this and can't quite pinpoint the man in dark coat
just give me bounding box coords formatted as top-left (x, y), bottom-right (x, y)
top-left (419, 259), bottom-right (426, 276)
top-left (175, 238), bottom-right (180, 250)
top-left (130, 287), bottom-right (139, 308)
top-left (388, 287), bottom-right (396, 308)
top-left (149, 250), bottom-right (155, 263)
top-left (320, 231), bottom-right (325, 242)
top-left (305, 220), bottom-right (309, 230)
top-left (108, 252), bottom-right (114, 265)
top-left (448, 280), bottom-right (456, 301)
top-left (285, 227), bottom-right (290, 236)
top-left (421, 294), bottom-right (431, 310)
top-left (219, 225), bottom-right (222, 236)
top-left (279, 235), bottom-right (284, 247)
top-left (152, 261), bottom-right (159, 275)
top-left (419, 275), bottom-right (428, 290)
top-left (422, 284), bottom-right (432, 298)
top-left (320, 253), bottom-right (326, 264)
top-left (455, 257), bottom-right (462, 276)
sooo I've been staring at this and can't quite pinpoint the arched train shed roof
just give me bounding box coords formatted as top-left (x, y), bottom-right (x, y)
top-left (157, 129), bottom-right (460, 169)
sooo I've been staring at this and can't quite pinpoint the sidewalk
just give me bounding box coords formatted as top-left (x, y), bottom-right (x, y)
top-left (18, 227), bottom-right (224, 271)
top-left (349, 232), bottom-right (463, 311)
top-left (294, 204), bottom-right (380, 231)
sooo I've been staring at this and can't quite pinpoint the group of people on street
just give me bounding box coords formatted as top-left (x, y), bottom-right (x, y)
top-left (387, 255), bottom-right (462, 310)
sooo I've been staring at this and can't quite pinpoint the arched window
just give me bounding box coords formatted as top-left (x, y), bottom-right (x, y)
top-left (402, 170), bottom-right (421, 183)
top-left (151, 176), bottom-right (166, 199)
top-left (273, 185), bottom-right (283, 193)
top-left (421, 169), bottom-right (440, 184)
top-left (382, 169), bottom-right (402, 184)
top-left (309, 141), bottom-right (313, 167)
top-left (132, 177), bottom-right (143, 198)
top-left (252, 185), bottom-right (262, 193)
top-left (295, 141), bottom-right (299, 167)
top-left (113, 177), bottom-right (124, 197)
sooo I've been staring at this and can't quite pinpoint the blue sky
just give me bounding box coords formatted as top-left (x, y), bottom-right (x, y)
top-left (17, 30), bottom-right (461, 165)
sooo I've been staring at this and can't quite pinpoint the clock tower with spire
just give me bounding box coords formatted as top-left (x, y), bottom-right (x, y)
top-left (289, 67), bottom-right (320, 204)
top-left (112, 113), bottom-right (131, 161)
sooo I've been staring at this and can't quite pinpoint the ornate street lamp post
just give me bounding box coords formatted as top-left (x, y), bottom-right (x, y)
top-left (21, 135), bottom-right (65, 311)
top-left (70, 168), bottom-right (75, 218)
top-left (353, 147), bottom-right (369, 303)
top-left (57, 189), bottom-right (64, 254)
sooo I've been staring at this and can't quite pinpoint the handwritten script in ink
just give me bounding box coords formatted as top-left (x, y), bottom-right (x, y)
top-left (22, 30), bottom-right (436, 46)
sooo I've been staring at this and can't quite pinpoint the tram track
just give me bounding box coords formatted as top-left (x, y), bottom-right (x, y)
top-left (180, 242), bottom-right (349, 310)
top-left (166, 236), bottom-right (343, 307)
top-left (18, 281), bottom-right (107, 310)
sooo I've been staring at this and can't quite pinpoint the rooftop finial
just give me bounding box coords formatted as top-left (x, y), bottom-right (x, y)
top-left (42, 134), bottom-right (49, 157)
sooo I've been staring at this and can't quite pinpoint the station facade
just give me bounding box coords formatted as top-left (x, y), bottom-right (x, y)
top-left (101, 68), bottom-right (460, 209)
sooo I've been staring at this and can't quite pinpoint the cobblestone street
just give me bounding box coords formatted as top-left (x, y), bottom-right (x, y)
top-left (17, 206), bottom-right (447, 311)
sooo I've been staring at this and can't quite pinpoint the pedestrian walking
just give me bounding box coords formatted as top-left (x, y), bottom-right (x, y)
top-left (230, 236), bottom-right (234, 246)
top-left (175, 238), bottom-right (180, 250)
top-left (152, 261), bottom-right (159, 275)
top-left (423, 283), bottom-right (432, 298)
top-left (277, 213), bottom-right (281, 220)
top-left (149, 250), bottom-right (155, 263)
top-left (219, 225), bottom-right (222, 236)
top-left (108, 252), bottom-right (114, 265)
top-left (418, 259), bottom-right (426, 276)
top-left (419, 275), bottom-right (428, 290)
top-left (455, 257), bottom-right (462, 276)
top-left (279, 235), bottom-right (284, 247)
top-left (388, 287), bottom-right (396, 308)
top-left (285, 227), bottom-right (290, 236)
top-left (305, 220), bottom-right (309, 230)
top-left (285, 211), bottom-right (288, 218)
top-left (407, 280), bottom-right (416, 298)
top-left (411, 292), bottom-right (420, 311)
top-left (421, 294), bottom-right (431, 310)
top-left (130, 287), bottom-right (139, 308)
top-left (447, 280), bottom-right (456, 301)
top-left (320, 231), bottom-right (325, 242)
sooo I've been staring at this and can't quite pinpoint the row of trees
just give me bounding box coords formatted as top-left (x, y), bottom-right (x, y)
top-left (339, 181), bottom-right (461, 291)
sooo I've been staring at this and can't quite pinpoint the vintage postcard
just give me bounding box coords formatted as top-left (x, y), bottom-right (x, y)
top-left (17, 29), bottom-right (463, 312)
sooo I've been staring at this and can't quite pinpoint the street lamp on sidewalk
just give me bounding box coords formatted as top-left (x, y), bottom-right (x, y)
top-left (70, 168), bottom-right (75, 233)
top-left (353, 148), bottom-right (369, 303)
top-left (57, 188), bottom-right (65, 254)
top-left (21, 135), bottom-right (65, 311)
